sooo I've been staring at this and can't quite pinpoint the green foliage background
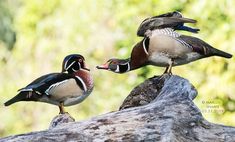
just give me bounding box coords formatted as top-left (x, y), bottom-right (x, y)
top-left (0, 0), bottom-right (234, 137)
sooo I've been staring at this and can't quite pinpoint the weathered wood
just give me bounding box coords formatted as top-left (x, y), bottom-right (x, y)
top-left (1, 74), bottom-right (235, 142)
top-left (49, 113), bottom-right (75, 129)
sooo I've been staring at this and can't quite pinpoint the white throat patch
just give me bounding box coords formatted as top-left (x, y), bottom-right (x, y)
top-left (114, 65), bottom-right (120, 73)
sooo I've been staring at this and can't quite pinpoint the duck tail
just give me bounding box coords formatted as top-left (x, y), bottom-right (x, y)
top-left (212, 48), bottom-right (233, 58)
top-left (4, 91), bottom-right (33, 106)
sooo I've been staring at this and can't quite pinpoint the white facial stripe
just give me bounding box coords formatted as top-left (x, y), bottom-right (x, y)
top-left (115, 65), bottom-right (120, 73)
top-left (75, 76), bottom-right (87, 92)
top-left (64, 56), bottom-right (74, 70)
top-left (143, 38), bottom-right (149, 55)
top-left (64, 61), bottom-right (68, 70)
top-left (66, 61), bottom-right (76, 70)
top-left (45, 80), bottom-right (69, 95)
top-left (71, 62), bottom-right (81, 72)
top-left (120, 62), bottom-right (130, 72)
top-left (77, 62), bottom-right (81, 68)
top-left (127, 63), bottom-right (130, 71)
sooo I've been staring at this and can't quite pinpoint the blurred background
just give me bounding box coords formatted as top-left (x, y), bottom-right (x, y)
top-left (0, 0), bottom-right (234, 137)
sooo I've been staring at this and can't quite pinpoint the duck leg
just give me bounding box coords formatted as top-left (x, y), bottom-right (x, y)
top-left (59, 102), bottom-right (65, 114)
top-left (167, 59), bottom-right (174, 75)
top-left (163, 66), bottom-right (169, 74)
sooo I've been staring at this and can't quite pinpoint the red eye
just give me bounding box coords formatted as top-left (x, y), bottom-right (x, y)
top-left (78, 59), bottom-right (82, 62)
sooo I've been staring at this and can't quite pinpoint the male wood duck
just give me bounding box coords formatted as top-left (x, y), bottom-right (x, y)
top-left (4, 54), bottom-right (94, 114)
top-left (97, 12), bottom-right (232, 74)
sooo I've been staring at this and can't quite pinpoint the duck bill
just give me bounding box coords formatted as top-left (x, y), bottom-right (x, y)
top-left (96, 63), bottom-right (109, 70)
top-left (83, 67), bottom-right (90, 71)
top-left (82, 63), bottom-right (90, 71)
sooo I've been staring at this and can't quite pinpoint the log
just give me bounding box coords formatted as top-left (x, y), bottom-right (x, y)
top-left (1, 74), bottom-right (235, 142)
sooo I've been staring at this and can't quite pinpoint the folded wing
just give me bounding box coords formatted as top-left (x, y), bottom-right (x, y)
top-left (177, 35), bottom-right (232, 58)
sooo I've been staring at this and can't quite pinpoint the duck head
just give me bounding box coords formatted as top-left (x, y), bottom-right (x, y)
top-left (96, 58), bottom-right (131, 73)
top-left (62, 54), bottom-right (90, 73)
top-left (97, 39), bottom-right (149, 73)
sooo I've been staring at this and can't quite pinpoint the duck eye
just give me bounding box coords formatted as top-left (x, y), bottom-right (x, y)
top-left (112, 61), bottom-right (117, 64)
top-left (78, 59), bottom-right (82, 62)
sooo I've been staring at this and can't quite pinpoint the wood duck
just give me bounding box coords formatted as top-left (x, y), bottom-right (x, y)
top-left (97, 13), bottom-right (232, 74)
top-left (4, 54), bottom-right (94, 114)
top-left (137, 11), bottom-right (200, 37)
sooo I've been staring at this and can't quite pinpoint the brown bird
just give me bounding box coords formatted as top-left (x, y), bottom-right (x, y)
top-left (4, 54), bottom-right (94, 114)
top-left (97, 12), bottom-right (232, 74)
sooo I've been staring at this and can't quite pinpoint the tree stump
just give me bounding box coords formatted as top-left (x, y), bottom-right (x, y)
top-left (1, 74), bottom-right (235, 142)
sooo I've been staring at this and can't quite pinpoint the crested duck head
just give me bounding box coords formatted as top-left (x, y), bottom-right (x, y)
top-left (97, 39), bottom-right (149, 73)
top-left (96, 58), bottom-right (131, 73)
top-left (62, 54), bottom-right (90, 73)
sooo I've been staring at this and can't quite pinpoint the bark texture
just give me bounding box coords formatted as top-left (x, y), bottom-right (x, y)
top-left (1, 74), bottom-right (235, 142)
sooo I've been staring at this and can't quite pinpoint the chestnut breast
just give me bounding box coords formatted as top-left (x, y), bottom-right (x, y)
top-left (74, 70), bottom-right (94, 92)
